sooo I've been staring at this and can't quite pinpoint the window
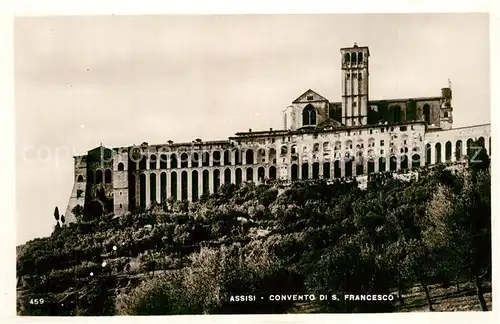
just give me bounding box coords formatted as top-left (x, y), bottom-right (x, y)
top-left (390, 127), bottom-right (394, 131)
top-left (358, 73), bottom-right (362, 80)
top-left (404, 140), bottom-right (407, 145)
top-left (380, 140), bottom-right (385, 146)
top-left (369, 129), bottom-right (373, 134)
top-left (381, 128), bottom-right (385, 133)
top-left (353, 101), bottom-right (357, 108)
top-left (302, 105), bottom-right (317, 126)
top-left (307, 95), bottom-right (313, 101)
top-left (380, 149), bottom-right (384, 155)
top-left (400, 126), bottom-right (407, 131)
top-left (444, 111), bottom-right (449, 118)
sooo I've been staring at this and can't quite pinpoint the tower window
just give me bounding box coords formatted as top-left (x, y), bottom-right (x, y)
top-left (344, 52), bottom-right (351, 63)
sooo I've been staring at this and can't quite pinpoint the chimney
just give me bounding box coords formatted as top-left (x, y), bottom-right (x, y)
top-left (270, 127), bottom-right (273, 131)
top-left (249, 128), bottom-right (252, 133)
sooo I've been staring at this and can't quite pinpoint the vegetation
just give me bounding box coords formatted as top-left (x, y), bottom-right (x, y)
top-left (16, 144), bottom-right (491, 315)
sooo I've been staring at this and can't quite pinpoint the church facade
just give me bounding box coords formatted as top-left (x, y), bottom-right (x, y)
top-left (64, 44), bottom-right (491, 221)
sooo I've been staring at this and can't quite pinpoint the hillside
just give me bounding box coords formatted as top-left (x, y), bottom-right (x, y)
top-left (16, 159), bottom-right (491, 315)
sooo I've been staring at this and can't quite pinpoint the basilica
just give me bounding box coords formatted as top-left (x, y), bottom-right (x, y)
top-left (65, 43), bottom-right (491, 221)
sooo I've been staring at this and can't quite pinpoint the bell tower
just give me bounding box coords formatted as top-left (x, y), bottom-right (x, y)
top-left (341, 43), bottom-right (370, 126)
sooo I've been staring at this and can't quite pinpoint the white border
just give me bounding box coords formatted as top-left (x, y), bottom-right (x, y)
top-left (1, 1), bottom-right (498, 324)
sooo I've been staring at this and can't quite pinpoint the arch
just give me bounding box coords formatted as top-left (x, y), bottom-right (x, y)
top-left (202, 170), bottom-right (209, 195)
top-left (280, 145), bottom-right (288, 156)
top-left (367, 159), bottom-right (375, 174)
top-left (412, 154), bottom-right (421, 169)
top-left (213, 169), bottom-right (221, 192)
top-left (290, 165), bottom-right (297, 180)
top-left (455, 140), bottom-right (463, 161)
top-left (301, 163), bottom-right (309, 179)
top-left (77, 175), bottom-right (84, 182)
top-left (400, 155), bottom-right (408, 170)
top-left (170, 171), bottom-right (178, 201)
top-left (246, 168), bottom-right (253, 182)
top-left (160, 172), bottom-right (167, 203)
top-left (87, 169), bottom-right (94, 184)
top-left (334, 160), bottom-right (341, 178)
top-left (466, 138), bottom-right (474, 156)
top-left (235, 168), bottom-right (243, 185)
top-left (345, 158), bottom-right (353, 177)
top-left (192, 170), bottom-right (199, 202)
top-left (268, 166), bottom-right (276, 180)
top-left (423, 104), bottom-right (431, 124)
top-left (224, 150), bottom-right (231, 166)
top-left (445, 141), bottom-right (452, 162)
top-left (358, 52), bottom-right (363, 63)
top-left (180, 153), bottom-right (189, 168)
top-left (291, 145), bottom-right (298, 155)
top-left (117, 162), bottom-right (124, 171)
top-left (378, 157), bottom-right (386, 172)
top-left (356, 161), bottom-right (364, 176)
top-left (426, 143), bottom-right (432, 165)
top-left (313, 143), bottom-right (320, 152)
top-left (170, 154), bottom-right (178, 169)
top-left (478, 136), bottom-right (485, 148)
top-left (213, 151), bottom-right (221, 166)
top-left (86, 200), bottom-right (104, 219)
top-left (150, 173), bottom-right (157, 204)
top-left (129, 173), bottom-right (136, 209)
top-left (302, 104), bottom-right (317, 126)
top-left (96, 169), bottom-right (103, 184)
top-left (269, 148), bottom-right (277, 164)
top-left (258, 167), bottom-right (265, 181)
top-left (140, 173), bottom-right (146, 208)
top-left (344, 52), bottom-right (351, 63)
top-left (105, 169), bottom-right (112, 183)
top-left (181, 171), bottom-right (188, 201)
top-left (191, 152), bottom-right (200, 168)
top-left (149, 154), bottom-right (157, 170)
top-left (139, 156), bottom-right (147, 170)
top-left (224, 168), bottom-right (231, 184)
top-left (323, 162), bottom-right (330, 178)
top-left (435, 142), bottom-right (442, 163)
top-left (311, 162), bottom-right (319, 179)
top-left (202, 152), bottom-right (210, 167)
top-left (234, 149), bottom-right (242, 165)
top-left (390, 156), bottom-right (397, 171)
top-left (159, 154), bottom-right (168, 169)
top-left (334, 141), bottom-right (342, 150)
top-left (352, 52), bottom-right (357, 64)
top-left (245, 149), bottom-right (255, 164)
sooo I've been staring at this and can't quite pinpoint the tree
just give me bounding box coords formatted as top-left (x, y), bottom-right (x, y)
top-left (53, 206), bottom-right (60, 222)
top-left (424, 169), bottom-right (491, 311)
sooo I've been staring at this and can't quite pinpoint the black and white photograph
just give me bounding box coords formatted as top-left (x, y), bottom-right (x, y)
top-left (13, 10), bottom-right (493, 317)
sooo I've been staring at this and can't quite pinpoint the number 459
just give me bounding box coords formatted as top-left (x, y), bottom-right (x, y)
top-left (29, 298), bottom-right (44, 305)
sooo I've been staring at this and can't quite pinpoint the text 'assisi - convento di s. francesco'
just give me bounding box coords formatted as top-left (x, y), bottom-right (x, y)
top-left (17, 43), bottom-right (491, 316)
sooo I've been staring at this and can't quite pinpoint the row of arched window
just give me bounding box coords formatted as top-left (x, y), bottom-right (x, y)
top-left (83, 169), bottom-right (112, 184)
top-left (425, 137), bottom-right (489, 164)
top-left (344, 52), bottom-right (364, 64)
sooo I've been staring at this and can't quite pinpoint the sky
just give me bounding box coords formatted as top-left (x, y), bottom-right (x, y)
top-left (15, 13), bottom-right (490, 245)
